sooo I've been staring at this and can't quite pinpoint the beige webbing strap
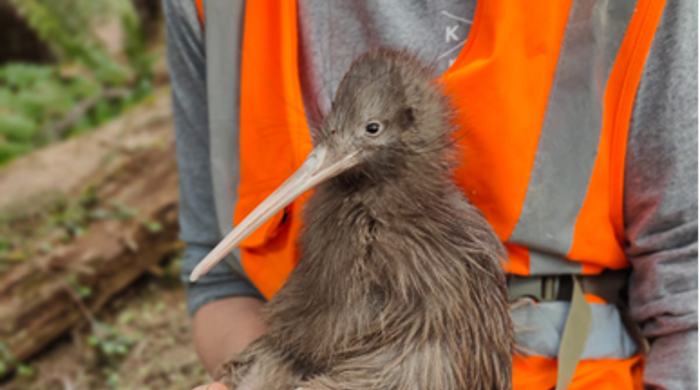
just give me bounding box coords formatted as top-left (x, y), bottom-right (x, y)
top-left (555, 276), bottom-right (592, 390)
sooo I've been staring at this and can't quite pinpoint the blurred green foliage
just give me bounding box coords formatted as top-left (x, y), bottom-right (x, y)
top-left (87, 322), bottom-right (136, 362)
top-left (0, 0), bottom-right (156, 166)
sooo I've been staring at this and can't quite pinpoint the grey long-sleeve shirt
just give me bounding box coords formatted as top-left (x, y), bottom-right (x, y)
top-left (163, 1), bottom-right (697, 388)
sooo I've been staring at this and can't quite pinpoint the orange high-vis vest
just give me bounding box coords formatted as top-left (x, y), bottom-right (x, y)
top-left (194, 1), bottom-right (665, 389)
top-left (195, 0), bottom-right (666, 297)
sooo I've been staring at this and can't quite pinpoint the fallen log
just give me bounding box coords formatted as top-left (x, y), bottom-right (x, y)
top-left (0, 91), bottom-right (181, 376)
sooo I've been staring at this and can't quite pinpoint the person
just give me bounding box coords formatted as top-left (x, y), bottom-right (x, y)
top-left (163, 0), bottom-right (698, 389)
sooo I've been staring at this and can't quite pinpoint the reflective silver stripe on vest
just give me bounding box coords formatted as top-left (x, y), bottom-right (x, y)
top-left (511, 300), bottom-right (638, 360)
top-left (529, 249), bottom-right (582, 275)
top-left (205, 0), bottom-right (248, 277)
top-left (507, 0), bottom-right (637, 271)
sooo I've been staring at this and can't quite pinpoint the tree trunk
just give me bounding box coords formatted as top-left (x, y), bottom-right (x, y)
top-left (0, 91), bottom-right (182, 376)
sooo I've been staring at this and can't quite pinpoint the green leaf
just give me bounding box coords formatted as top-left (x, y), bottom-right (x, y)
top-left (68, 76), bottom-right (100, 99)
top-left (68, 116), bottom-right (93, 136)
top-left (0, 142), bottom-right (33, 166)
top-left (0, 249), bottom-right (27, 262)
top-left (106, 370), bottom-right (120, 388)
top-left (0, 64), bottom-right (53, 89)
top-left (0, 89), bottom-right (18, 111)
top-left (0, 112), bottom-right (38, 142)
top-left (18, 81), bottom-right (71, 119)
top-left (142, 220), bottom-right (163, 233)
top-left (117, 310), bottom-right (136, 325)
top-left (101, 341), bottom-right (116, 355)
top-left (87, 335), bottom-right (99, 346)
top-left (88, 209), bottom-right (110, 220)
top-left (0, 237), bottom-right (10, 252)
top-left (77, 285), bottom-right (92, 298)
top-left (17, 364), bottom-right (35, 377)
top-left (39, 243), bottom-right (52, 254)
top-left (114, 344), bottom-right (128, 355)
top-left (111, 202), bottom-right (136, 220)
top-left (67, 275), bottom-right (91, 298)
top-left (91, 100), bottom-right (116, 125)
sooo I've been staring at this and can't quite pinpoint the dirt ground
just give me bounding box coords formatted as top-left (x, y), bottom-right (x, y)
top-left (0, 256), bottom-right (211, 390)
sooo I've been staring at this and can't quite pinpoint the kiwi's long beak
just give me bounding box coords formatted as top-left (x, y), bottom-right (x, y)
top-left (189, 146), bottom-right (360, 282)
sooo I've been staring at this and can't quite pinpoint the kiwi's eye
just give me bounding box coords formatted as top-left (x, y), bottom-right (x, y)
top-left (365, 121), bottom-right (382, 136)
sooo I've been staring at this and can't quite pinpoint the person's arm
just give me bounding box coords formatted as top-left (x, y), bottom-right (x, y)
top-left (162, 0), bottom-right (267, 378)
top-left (625, 1), bottom-right (698, 389)
top-left (194, 297), bottom-right (267, 375)
top-left (185, 296), bottom-right (268, 389)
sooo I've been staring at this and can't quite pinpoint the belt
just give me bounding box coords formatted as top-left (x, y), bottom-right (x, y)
top-left (507, 269), bottom-right (645, 390)
top-left (507, 269), bottom-right (629, 303)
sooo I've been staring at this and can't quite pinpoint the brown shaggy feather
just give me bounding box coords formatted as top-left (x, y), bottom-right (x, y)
top-left (217, 49), bottom-right (513, 390)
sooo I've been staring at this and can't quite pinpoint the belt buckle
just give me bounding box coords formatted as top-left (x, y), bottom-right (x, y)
top-left (508, 275), bottom-right (574, 302)
top-left (508, 275), bottom-right (559, 302)
top-left (542, 275), bottom-right (560, 301)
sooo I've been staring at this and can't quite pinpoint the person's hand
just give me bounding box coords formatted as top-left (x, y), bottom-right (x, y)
top-left (192, 382), bottom-right (229, 390)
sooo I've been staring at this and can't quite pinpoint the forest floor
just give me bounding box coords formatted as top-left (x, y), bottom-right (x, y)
top-left (0, 256), bottom-right (210, 390)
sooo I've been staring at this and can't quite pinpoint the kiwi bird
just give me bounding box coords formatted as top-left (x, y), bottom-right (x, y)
top-left (190, 49), bottom-right (513, 390)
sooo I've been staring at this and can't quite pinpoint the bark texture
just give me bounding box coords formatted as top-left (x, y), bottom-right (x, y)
top-left (0, 92), bottom-right (180, 376)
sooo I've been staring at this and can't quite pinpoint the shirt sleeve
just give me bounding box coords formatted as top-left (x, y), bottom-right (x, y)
top-left (163, 0), bottom-right (264, 317)
top-left (625, 1), bottom-right (698, 389)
